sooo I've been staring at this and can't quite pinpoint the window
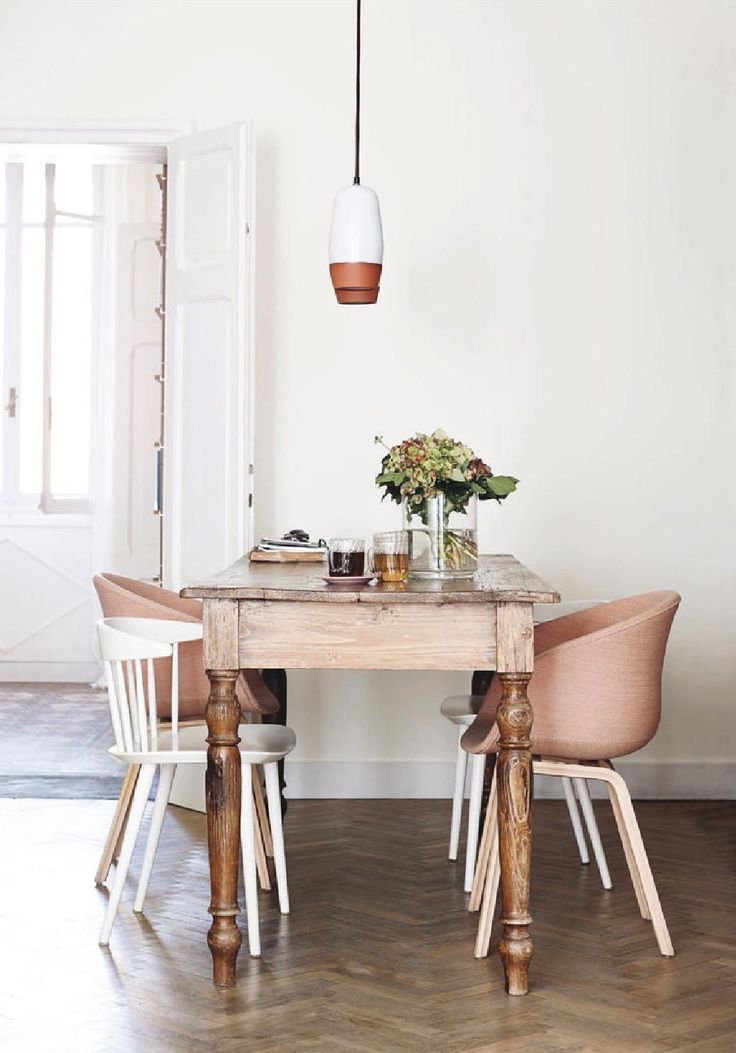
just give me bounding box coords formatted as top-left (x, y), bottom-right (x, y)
top-left (0, 160), bottom-right (100, 512)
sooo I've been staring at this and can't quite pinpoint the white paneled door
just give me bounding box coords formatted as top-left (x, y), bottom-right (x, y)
top-left (163, 123), bottom-right (254, 590)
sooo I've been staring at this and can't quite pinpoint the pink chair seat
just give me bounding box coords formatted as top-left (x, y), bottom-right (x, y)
top-left (462, 591), bottom-right (680, 761)
top-left (93, 573), bottom-right (278, 721)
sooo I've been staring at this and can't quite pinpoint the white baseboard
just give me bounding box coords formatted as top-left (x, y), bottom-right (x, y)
top-left (283, 760), bottom-right (735, 801)
top-left (0, 661), bottom-right (100, 683)
top-left (169, 759), bottom-right (735, 813)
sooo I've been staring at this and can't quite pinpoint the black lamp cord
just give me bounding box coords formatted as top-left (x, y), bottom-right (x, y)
top-left (354, 0), bottom-right (361, 185)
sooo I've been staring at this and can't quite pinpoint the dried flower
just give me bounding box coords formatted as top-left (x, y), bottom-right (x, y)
top-left (375, 430), bottom-right (518, 516)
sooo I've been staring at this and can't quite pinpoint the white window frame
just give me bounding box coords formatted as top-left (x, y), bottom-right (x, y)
top-left (0, 121), bottom-right (191, 520)
top-left (1, 159), bottom-right (101, 512)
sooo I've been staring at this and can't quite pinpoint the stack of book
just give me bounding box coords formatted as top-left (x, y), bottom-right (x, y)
top-left (250, 537), bottom-right (327, 563)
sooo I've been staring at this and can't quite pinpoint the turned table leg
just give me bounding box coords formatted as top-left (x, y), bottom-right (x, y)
top-left (205, 669), bottom-right (243, 987)
top-left (496, 671), bottom-right (534, 995)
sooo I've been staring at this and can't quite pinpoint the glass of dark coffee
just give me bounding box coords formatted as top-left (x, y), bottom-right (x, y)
top-left (328, 538), bottom-right (366, 577)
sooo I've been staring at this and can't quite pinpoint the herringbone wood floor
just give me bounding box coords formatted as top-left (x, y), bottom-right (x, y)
top-left (0, 797), bottom-right (733, 1052)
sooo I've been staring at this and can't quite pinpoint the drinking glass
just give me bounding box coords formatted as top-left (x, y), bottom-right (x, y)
top-left (370, 531), bottom-right (409, 582)
top-left (327, 538), bottom-right (366, 577)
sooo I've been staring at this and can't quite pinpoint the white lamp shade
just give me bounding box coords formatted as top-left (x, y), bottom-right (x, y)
top-left (329, 184), bottom-right (383, 264)
top-left (329, 184), bottom-right (383, 304)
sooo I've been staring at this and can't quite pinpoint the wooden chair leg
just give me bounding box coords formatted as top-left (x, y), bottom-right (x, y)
top-left (95, 763), bottom-right (140, 886)
top-left (112, 763), bottom-right (143, 863)
top-left (252, 785), bottom-right (272, 892)
top-left (474, 813), bottom-right (500, 958)
top-left (469, 764), bottom-right (497, 912)
top-left (252, 766), bottom-right (274, 858)
top-left (605, 764), bottom-right (674, 956)
top-left (600, 760), bottom-right (650, 919)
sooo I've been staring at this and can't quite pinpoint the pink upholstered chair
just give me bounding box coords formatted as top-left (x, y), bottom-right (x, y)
top-left (92, 573), bottom-right (279, 885)
top-left (465, 591), bottom-right (680, 959)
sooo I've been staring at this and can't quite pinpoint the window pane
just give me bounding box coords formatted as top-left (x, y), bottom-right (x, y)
top-left (19, 228), bottom-right (44, 494)
top-left (22, 163), bottom-right (47, 224)
top-left (49, 226), bottom-right (92, 498)
top-left (54, 161), bottom-right (94, 220)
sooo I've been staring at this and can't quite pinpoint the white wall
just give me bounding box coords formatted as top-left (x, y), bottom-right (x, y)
top-left (0, 0), bottom-right (733, 793)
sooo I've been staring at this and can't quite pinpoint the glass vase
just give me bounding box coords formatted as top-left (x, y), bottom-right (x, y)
top-left (402, 494), bottom-right (478, 579)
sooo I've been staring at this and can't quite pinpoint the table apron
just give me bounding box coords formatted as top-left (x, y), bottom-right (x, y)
top-left (235, 599), bottom-right (498, 670)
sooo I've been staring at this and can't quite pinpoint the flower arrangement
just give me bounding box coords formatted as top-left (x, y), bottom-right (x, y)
top-left (374, 430), bottom-right (518, 516)
top-left (374, 430), bottom-right (518, 575)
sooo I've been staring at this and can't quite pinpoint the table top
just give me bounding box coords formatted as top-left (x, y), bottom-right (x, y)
top-left (181, 554), bottom-right (560, 605)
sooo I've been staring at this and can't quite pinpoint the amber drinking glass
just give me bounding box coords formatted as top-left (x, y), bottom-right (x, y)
top-left (370, 531), bottom-right (409, 582)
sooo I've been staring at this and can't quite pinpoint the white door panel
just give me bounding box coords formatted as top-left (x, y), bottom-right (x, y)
top-left (106, 222), bottom-right (161, 581)
top-left (164, 123), bottom-right (253, 589)
top-left (128, 340), bottom-right (161, 562)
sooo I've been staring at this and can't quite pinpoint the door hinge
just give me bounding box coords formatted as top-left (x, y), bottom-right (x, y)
top-left (5, 387), bottom-right (17, 418)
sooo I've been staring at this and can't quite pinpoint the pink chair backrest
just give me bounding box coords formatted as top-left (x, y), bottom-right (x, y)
top-left (93, 573), bottom-right (278, 719)
top-left (464, 591), bottom-right (681, 761)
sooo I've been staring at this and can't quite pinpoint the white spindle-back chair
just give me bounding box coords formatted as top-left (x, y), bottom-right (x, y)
top-left (97, 618), bottom-right (296, 955)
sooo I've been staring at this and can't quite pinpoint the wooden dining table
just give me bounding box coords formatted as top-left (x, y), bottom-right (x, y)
top-left (181, 553), bottom-right (559, 994)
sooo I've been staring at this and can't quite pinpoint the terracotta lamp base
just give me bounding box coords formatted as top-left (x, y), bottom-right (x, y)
top-left (330, 262), bottom-right (382, 305)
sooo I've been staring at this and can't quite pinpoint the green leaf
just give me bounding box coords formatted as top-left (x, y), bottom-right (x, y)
top-left (486, 475), bottom-right (518, 498)
top-left (376, 470), bottom-right (406, 486)
top-left (449, 467), bottom-right (466, 482)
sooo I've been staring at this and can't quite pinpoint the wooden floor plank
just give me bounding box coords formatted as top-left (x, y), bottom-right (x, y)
top-left (0, 797), bottom-right (734, 1051)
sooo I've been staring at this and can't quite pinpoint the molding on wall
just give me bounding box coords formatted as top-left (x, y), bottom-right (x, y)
top-left (0, 662), bottom-right (99, 683)
top-left (168, 759), bottom-right (736, 813)
top-left (282, 760), bottom-right (736, 801)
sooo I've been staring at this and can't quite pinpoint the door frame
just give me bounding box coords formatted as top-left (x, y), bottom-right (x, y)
top-left (0, 119), bottom-right (256, 585)
top-left (0, 120), bottom-right (192, 160)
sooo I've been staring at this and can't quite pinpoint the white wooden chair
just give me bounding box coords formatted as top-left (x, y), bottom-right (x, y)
top-left (443, 601), bottom-right (611, 895)
top-left (97, 617), bottom-right (295, 956)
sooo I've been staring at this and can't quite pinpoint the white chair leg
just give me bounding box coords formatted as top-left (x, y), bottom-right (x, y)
top-left (607, 770), bottom-right (674, 956)
top-left (573, 777), bottom-right (612, 890)
top-left (264, 762), bottom-right (289, 914)
top-left (474, 812), bottom-right (500, 959)
top-left (561, 776), bottom-right (590, 865)
top-left (133, 763), bottom-right (176, 913)
top-left (240, 762), bottom-right (261, 957)
top-left (469, 764), bottom-right (497, 912)
top-left (449, 727), bottom-right (468, 861)
top-left (464, 753), bottom-right (486, 893)
top-left (99, 764), bottom-right (156, 946)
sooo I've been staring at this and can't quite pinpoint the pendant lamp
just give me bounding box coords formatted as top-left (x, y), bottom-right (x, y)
top-left (329, 0), bottom-right (383, 304)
